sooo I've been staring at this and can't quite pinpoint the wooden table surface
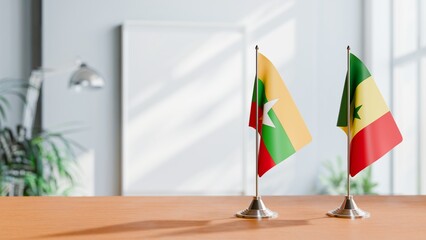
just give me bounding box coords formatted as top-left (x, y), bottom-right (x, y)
top-left (1, 196), bottom-right (426, 239)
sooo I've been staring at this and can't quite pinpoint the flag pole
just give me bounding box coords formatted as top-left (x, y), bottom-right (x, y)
top-left (236, 45), bottom-right (277, 219)
top-left (255, 45), bottom-right (259, 198)
top-left (346, 46), bottom-right (351, 198)
top-left (326, 46), bottom-right (369, 219)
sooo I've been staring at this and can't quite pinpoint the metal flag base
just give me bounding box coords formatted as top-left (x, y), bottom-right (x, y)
top-left (236, 196), bottom-right (278, 219)
top-left (327, 195), bottom-right (370, 219)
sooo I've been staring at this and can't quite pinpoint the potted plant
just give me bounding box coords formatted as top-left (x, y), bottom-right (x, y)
top-left (0, 79), bottom-right (80, 196)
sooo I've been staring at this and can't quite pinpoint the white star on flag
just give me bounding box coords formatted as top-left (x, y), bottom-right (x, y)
top-left (262, 99), bottom-right (279, 128)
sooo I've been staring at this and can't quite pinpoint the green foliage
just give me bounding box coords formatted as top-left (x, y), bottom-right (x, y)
top-left (319, 156), bottom-right (378, 195)
top-left (0, 78), bottom-right (80, 196)
top-left (0, 125), bottom-right (81, 196)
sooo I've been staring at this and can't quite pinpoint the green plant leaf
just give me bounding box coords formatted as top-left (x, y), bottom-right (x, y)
top-left (0, 123), bottom-right (80, 196)
top-left (0, 105), bottom-right (6, 122)
top-left (0, 96), bottom-right (11, 108)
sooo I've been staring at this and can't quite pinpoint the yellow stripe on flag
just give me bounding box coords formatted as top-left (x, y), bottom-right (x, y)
top-left (257, 53), bottom-right (311, 150)
top-left (352, 76), bottom-right (389, 137)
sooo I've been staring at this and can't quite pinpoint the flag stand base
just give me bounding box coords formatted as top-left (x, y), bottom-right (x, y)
top-left (236, 196), bottom-right (278, 219)
top-left (327, 195), bottom-right (370, 219)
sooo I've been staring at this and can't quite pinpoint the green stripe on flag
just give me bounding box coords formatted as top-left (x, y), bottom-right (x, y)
top-left (262, 107), bottom-right (296, 164)
top-left (350, 53), bottom-right (371, 90)
top-left (336, 53), bottom-right (372, 127)
top-left (251, 78), bottom-right (267, 105)
top-left (251, 77), bottom-right (296, 163)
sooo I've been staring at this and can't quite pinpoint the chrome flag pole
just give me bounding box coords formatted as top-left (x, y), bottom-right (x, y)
top-left (327, 46), bottom-right (369, 219)
top-left (236, 45), bottom-right (277, 219)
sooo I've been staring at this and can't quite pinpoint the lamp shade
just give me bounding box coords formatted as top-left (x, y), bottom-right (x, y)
top-left (69, 63), bottom-right (104, 90)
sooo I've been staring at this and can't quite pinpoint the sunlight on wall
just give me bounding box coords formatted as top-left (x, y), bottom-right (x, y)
top-left (172, 32), bottom-right (243, 79)
top-left (393, 62), bottom-right (418, 194)
top-left (241, 0), bottom-right (294, 31)
top-left (393, 0), bottom-right (418, 58)
top-left (257, 19), bottom-right (295, 70)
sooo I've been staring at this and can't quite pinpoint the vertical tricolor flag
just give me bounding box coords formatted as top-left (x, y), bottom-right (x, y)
top-left (337, 53), bottom-right (403, 176)
top-left (249, 53), bottom-right (311, 177)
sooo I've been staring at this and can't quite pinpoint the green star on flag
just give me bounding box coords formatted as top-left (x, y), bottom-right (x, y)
top-left (353, 105), bottom-right (362, 120)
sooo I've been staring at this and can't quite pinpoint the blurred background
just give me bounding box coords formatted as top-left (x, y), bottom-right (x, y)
top-left (0, 0), bottom-right (424, 196)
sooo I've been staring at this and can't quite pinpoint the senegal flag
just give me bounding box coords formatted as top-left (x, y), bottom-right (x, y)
top-left (337, 53), bottom-right (402, 177)
top-left (249, 53), bottom-right (311, 177)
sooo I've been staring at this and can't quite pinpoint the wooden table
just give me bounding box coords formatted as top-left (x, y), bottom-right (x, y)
top-left (1, 196), bottom-right (426, 239)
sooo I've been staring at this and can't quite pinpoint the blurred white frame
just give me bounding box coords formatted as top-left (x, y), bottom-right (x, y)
top-left (121, 21), bottom-right (249, 195)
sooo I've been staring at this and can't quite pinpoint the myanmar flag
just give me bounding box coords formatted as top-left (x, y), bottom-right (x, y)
top-left (249, 53), bottom-right (311, 177)
top-left (337, 53), bottom-right (402, 177)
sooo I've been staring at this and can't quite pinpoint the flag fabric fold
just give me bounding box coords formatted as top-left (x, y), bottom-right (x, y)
top-left (249, 53), bottom-right (311, 177)
top-left (337, 53), bottom-right (403, 177)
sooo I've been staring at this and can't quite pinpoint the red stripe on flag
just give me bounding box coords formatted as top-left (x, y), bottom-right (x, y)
top-left (250, 102), bottom-right (274, 176)
top-left (258, 139), bottom-right (276, 177)
top-left (249, 102), bottom-right (263, 134)
top-left (350, 112), bottom-right (403, 176)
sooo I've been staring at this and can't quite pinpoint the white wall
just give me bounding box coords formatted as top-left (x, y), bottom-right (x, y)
top-left (42, 0), bottom-right (363, 195)
top-left (365, 0), bottom-right (426, 195)
top-left (0, 0), bottom-right (32, 127)
top-left (364, 0), bottom-right (393, 194)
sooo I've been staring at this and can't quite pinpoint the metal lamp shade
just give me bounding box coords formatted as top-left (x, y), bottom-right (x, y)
top-left (69, 63), bottom-right (104, 90)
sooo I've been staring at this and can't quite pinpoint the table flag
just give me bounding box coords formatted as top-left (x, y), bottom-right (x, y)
top-left (336, 53), bottom-right (403, 176)
top-left (249, 53), bottom-right (311, 177)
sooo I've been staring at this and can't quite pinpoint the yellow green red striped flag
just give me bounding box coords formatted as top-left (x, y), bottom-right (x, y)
top-left (337, 53), bottom-right (403, 176)
top-left (249, 52), bottom-right (311, 177)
